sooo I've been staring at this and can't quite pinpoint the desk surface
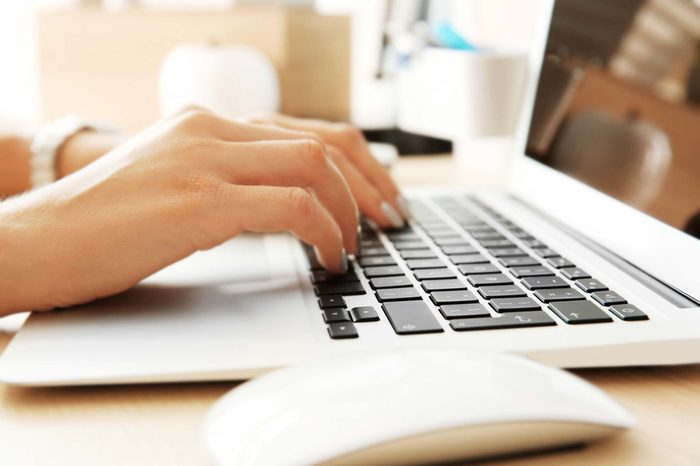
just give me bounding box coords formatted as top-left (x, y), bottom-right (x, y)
top-left (1, 156), bottom-right (699, 465)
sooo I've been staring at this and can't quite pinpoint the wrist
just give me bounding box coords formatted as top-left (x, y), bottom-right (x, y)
top-left (0, 136), bottom-right (32, 197)
top-left (56, 130), bottom-right (126, 178)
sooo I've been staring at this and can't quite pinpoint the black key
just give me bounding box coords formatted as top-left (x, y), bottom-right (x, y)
top-left (315, 282), bottom-right (366, 296)
top-left (490, 297), bottom-right (541, 312)
top-left (450, 311), bottom-right (555, 331)
top-left (521, 276), bottom-right (568, 290)
top-left (406, 258), bottom-right (445, 269)
top-left (376, 287), bottom-right (422, 302)
top-left (327, 322), bottom-right (358, 339)
top-left (534, 248), bottom-right (560, 258)
top-left (547, 257), bottom-right (575, 269)
top-left (428, 230), bottom-right (460, 238)
top-left (400, 249), bottom-right (437, 260)
top-left (359, 246), bottom-right (389, 257)
top-left (369, 276), bottom-right (412, 289)
top-left (350, 306), bottom-right (380, 322)
top-left (471, 231), bottom-right (504, 240)
top-left (534, 288), bottom-right (585, 303)
top-left (434, 237), bottom-right (470, 247)
top-left (364, 266), bottom-right (404, 278)
top-left (591, 290), bottom-right (627, 306)
top-left (387, 231), bottom-right (419, 241)
top-left (318, 295), bottom-right (346, 308)
top-left (479, 239), bottom-right (515, 248)
top-left (549, 301), bottom-right (613, 324)
top-left (359, 256), bottom-right (396, 267)
top-left (393, 241), bottom-right (427, 250)
top-left (439, 303), bottom-right (491, 319)
top-left (509, 266), bottom-right (553, 278)
top-left (360, 239), bottom-right (383, 249)
top-left (421, 279), bottom-right (467, 292)
top-left (609, 304), bottom-right (649, 321)
top-left (441, 245), bottom-right (478, 255)
top-left (430, 290), bottom-right (478, 305)
top-left (322, 308), bottom-right (351, 323)
top-left (520, 239), bottom-right (546, 249)
top-left (478, 285), bottom-right (526, 299)
top-left (499, 257), bottom-right (540, 267)
top-left (561, 267), bottom-right (591, 280)
top-left (414, 268), bottom-right (456, 280)
top-left (468, 273), bottom-right (513, 287)
top-left (382, 301), bottom-right (444, 335)
top-left (311, 269), bottom-right (358, 284)
top-left (458, 263), bottom-right (500, 275)
top-left (575, 278), bottom-right (608, 292)
top-left (449, 254), bottom-right (490, 265)
top-left (489, 247), bottom-right (527, 258)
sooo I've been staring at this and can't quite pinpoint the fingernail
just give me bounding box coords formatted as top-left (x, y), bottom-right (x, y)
top-left (381, 202), bottom-right (404, 228)
top-left (396, 194), bottom-right (412, 220)
top-left (339, 248), bottom-right (349, 274)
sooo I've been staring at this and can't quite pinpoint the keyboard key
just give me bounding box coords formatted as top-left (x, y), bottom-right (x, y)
top-left (360, 239), bottom-right (383, 249)
top-left (450, 312), bottom-right (556, 331)
top-left (467, 274), bottom-right (513, 287)
top-left (414, 268), bottom-right (456, 280)
top-left (561, 267), bottom-right (591, 280)
top-left (609, 304), bottom-right (649, 321)
top-left (439, 303), bottom-right (490, 319)
top-left (386, 231), bottom-right (419, 241)
top-left (499, 257), bottom-right (540, 267)
top-left (318, 295), bottom-right (346, 309)
top-left (400, 249), bottom-right (437, 260)
top-left (382, 301), bottom-right (444, 335)
top-left (441, 245), bottom-right (479, 255)
top-left (488, 248), bottom-right (527, 258)
top-left (478, 285), bottom-right (526, 299)
top-left (376, 287), bottom-right (422, 302)
top-left (575, 278), bottom-right (608, 292)
top-left (428, 230), bottom-right (460, 238)
top-left (315, 282), bottom-right (366, 296)
top-left (479, 239), bottom-right (515, 249)
top-left (358, 246), bottom-right (389, 257)
top-left (549, 301), bottom-right (613, 324)
top-left (458, 263), bottom-right (500, 275)
top-left (509, 266), bottom-right (553, 278)
top-left (547, 257), bottom-right (575, 268)
top-left (350, 306), bottom-right (380, 322)
top-left (534, 248), bottom-right (560, 258)
top-left (327, 322), bottom-right (358, 339)
top-left (322, 308), bottom-right (351, 323)
top-left (534, 288), bottom-right (584, 303)
top-left (471, 231), bottom-right (505, 240)
top-left (364, 266), bottom-right (404, 278)
top-left (434, 237), bottom-right (470, 247)
top-left (359, 256), bottom-right (396, 267)
top-left (520, 239), bottom-right (546, 249)
top-left (521, 276), bottom-right (568, 290)
top-left (449, 254), bottom-right (490, 265)
top-left (393, 241), bottom-right (427, 250)
top-left (430, 290), bottom-right (478, 305)
top-left (406, 258), bottom-right (445, 269)
top-left (369, 276), bottom-right (412, 289)
top-left (591, 290), bottom-right (627, 306)
top-left (421, 279), bottom-right (467, 292)
top-left (490, 297), bottom-right (541, 312)
top-left (311, 269), bottom-right (358, 284)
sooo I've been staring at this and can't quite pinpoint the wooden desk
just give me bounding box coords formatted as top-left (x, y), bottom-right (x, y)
top-left (1, 156), bottom-right (699, 465)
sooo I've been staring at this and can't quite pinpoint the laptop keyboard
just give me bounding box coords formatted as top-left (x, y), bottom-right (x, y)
top-left (304, 196), bottom-right (648, 340)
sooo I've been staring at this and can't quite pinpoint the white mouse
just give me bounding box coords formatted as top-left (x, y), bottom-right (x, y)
top-left (203, 349), bottom-right (634, 466)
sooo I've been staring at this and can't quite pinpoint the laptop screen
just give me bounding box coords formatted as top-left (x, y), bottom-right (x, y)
top-left (525, 0), bottom-right (700, 238)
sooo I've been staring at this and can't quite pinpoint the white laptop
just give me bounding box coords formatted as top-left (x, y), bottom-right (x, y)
top-left (2, 0), bottom-right (700, 386)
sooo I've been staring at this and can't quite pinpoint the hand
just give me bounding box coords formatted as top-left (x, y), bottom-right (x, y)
top-left (248, 114), bottom-right (410, 229)
top-left (0, 108), bottom-right (359, 315)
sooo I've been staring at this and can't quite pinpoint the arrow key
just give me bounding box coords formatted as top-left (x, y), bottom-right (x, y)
top-left (549, 301), bottom-right (613, 324)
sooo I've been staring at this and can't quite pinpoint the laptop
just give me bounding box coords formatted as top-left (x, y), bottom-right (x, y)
top-left (2, 0), bottom-right (700, 385)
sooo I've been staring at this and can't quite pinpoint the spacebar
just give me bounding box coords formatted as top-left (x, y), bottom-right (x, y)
top-left (382, 301), bottom-right (444, 335)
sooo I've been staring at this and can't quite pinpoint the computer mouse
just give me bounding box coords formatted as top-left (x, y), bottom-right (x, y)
top-left (203, 348), bottom-right (634, 466)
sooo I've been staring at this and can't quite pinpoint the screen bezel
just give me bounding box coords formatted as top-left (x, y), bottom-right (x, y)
top-left (506, 0), bottom-right (700, 300)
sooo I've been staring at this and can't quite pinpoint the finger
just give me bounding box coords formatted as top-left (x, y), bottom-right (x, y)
top-left (224, 185), bottom-right (348, 273)
top-left (253, 114), bottom-right (409, 223)
top-left (213, 139), bottom-right (359, 254)
top-left (326, 146), bottom-right (397, 229)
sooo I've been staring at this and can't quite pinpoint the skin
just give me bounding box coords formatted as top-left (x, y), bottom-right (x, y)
top-left (0, 108), bottom-right (407, 317)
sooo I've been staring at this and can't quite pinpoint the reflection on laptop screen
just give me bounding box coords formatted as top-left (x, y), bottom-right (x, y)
top-left (526, 0), bottom-right (700, 238)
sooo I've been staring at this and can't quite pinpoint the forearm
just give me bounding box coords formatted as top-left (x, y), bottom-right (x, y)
top-left (0, 137), bottom-right (31, 198)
